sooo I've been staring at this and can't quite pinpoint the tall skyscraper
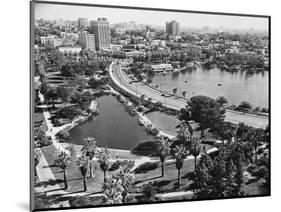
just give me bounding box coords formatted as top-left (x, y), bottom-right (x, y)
top-left (79, 33), bottom-right (96, 50)
top-left (90, 18), bottom-right (110, 50)
top-left (166, 21), bottom-right (180, 36)
top-left (77, 18), bottom-right (88, 31)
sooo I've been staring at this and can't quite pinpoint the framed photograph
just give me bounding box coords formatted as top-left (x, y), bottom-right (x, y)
top-left (30, 1), bottom-right (270, 211)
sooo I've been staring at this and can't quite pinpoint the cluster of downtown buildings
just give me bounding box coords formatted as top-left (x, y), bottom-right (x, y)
top-left (40, 17), bottom-right (111, 52)
top-left (36, 17), bottom-right (269, 73)
top-left (37, 18), bottom-right (180, 53)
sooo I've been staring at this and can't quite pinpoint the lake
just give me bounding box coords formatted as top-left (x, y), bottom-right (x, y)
top-left (151, 67), bottom-right (269, 108)
top-left (67, 95), bottom-right (155, 150)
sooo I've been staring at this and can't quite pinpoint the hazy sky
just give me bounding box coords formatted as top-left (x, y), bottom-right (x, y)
top-left (34, 3), bottom-right (268, 31)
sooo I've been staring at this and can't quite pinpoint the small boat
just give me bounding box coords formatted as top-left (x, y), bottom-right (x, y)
top-left (185, 80), bottom-right (188, 83)
top-left (217, 83), bottom-right (222, 86)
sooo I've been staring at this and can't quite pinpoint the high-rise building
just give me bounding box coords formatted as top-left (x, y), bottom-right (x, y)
top-left (77, 18), bottom-right (88, 31)
top-left (79, 33), bottom-right (96, 50)
top-left (90, 18), bottom-right (110, 50)
top-left (166, 21), bottom-right (180, 36)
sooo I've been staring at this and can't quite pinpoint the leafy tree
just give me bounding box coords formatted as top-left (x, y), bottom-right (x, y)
top-left (54, 151), bottom-right (72, 189)
top-left (157, 137), bottom-right (171, 177)
top-left (194, 147), bottom-right (214, 198)
top-left (214, 121), bottom-right (236, 145)
top-left (76, 155), bottom-right (89, 191)
top-left (247, 128), bottom-right (265, 163)
top-left (61, 65), bottom-right (75, 77)
top-left (115, 162), bottom-right (135, 203)
top-left (176, 123), bottom-right (193, 146)
top-left (81, 137), bottom-right (97, 178)
top-left (45, 86), bottom-right (57, 108)
top-left (57, 86), bottom-right (73, 108)
top-left (172, 145), bottom-right (188, 188)
top-left (185, 95), bottom-right (225, 137)
top-left (238, 101), bottom-right (252, 114)
top-left (97, 148), bottom-right (110, 183)
top-left (190, 138), bottom-right (202, 172)
top-left (142, 183), bottom-right (158, 202)
top-left (216, 96), bottom-right (228, 107)
top-left (182, 91), bottom-right (187, 98)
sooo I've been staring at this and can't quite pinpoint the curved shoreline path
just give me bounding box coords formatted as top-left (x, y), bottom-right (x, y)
top-left (109, 61), bottom-right (268, 129)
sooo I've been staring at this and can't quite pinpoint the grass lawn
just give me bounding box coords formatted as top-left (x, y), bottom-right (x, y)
top-left (134, 159), bottom-right (196, 193)
top-left (38, 143), bottom-right (145, 195)
top-left (34, 111), bottom-right (48, 131)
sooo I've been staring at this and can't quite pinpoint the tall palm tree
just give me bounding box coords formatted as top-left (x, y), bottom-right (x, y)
top-left (172, 145), bottom-right (188, 188)
top-left (115, 163), bottom-right (135, 203)
top-left (54, 151), bottom-right (72, 190)
top-left (190, 138), bottom-right (202, 172)
top-left (103, 176), bottom-right (123, 205)
top-left (76, 155), bottom-right (89, 191)
top-left (97, 148), bottom-right (110, 183)
top-left (81, 137), bottom-right (97, 178)
top-left (157, 137), bottom-right (171, 177)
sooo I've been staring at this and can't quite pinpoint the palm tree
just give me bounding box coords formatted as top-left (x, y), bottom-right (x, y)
top-left (81, 137), bottom-right (97, 178)
top-left (115, 163), bottom-right (135, 203)
top-left (97, 148), bottom-right (110, 183)
top-left (172, 145), bottom-right (187, 188)
top-left (157, 137), bottom-right (171, 177)
top-left (54, 151), bottom-right (72, 190)
top-left (76, 155), bottom-right (89, 191)
top-left (190, 138), bottom-right (202, 172)
top-left (103, 176), bottom-right (123, 205)
top-left (172, 88), bottom-right (178, 95)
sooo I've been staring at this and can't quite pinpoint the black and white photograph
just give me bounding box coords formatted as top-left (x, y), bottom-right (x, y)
top-left (30, 1), bottom-right (270, 211)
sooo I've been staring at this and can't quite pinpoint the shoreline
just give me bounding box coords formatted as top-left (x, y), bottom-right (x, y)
top-left (59, 86), bottom-right (175, 152)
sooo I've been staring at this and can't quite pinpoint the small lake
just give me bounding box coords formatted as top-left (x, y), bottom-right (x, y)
top-left (151, 67), bottom-right (269, 108)
top-left (67, 95), bottom-right (155, 150)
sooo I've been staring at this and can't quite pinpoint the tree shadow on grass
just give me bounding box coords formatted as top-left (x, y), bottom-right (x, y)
top-left (135, 175), bottom-right (162, 184)
top-left (42, 164), bottom-right (58, 169)
top-left (38, 179), bottom-right (64, 187)
top-left (67, 177), bottom-right (84, 183)
top-left (182, 171), bottom-right (195, 180)
top-left (152, 180), bottom-right (172, 187)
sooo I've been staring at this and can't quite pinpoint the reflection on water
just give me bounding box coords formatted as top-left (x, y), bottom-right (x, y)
top-left (68, 95), bottom-right (154, 150)
top-left (151, 67), bottom-right (269, 108)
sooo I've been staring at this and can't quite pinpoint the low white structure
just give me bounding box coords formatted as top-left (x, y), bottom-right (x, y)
top-left (145, 63), bottom-right (173, 73)
top-left (58, 46), bottom-right (82, 54)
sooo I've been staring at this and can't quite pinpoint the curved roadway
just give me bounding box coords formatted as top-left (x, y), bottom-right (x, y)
top-left (109, 61), bottom-right (269, 129)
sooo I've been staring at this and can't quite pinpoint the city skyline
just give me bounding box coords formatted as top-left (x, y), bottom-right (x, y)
top-left (34, 3), bottom-right (269, 32)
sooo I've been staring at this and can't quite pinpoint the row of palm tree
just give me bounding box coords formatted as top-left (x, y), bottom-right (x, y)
top-left (157, 135), bottom-right (202, 188)
top-left (54, 137), bottom-right (111, 192)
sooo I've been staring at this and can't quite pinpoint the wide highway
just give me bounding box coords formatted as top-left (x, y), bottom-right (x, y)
top-left (109, 61), bottom-right (269, 129)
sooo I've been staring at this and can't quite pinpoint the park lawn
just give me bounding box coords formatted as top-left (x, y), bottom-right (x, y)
top-left (34, 111), bottom-right (48, 131)
top-left (134, 158), bottom-right (196, 194)
top-left (39, 143), bottom-right (145, 195)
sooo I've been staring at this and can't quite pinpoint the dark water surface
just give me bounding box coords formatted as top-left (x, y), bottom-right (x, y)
top-left (151, 67), bottom-right (269, 108)
top-left (68, 95), bottom-right (154, 150)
